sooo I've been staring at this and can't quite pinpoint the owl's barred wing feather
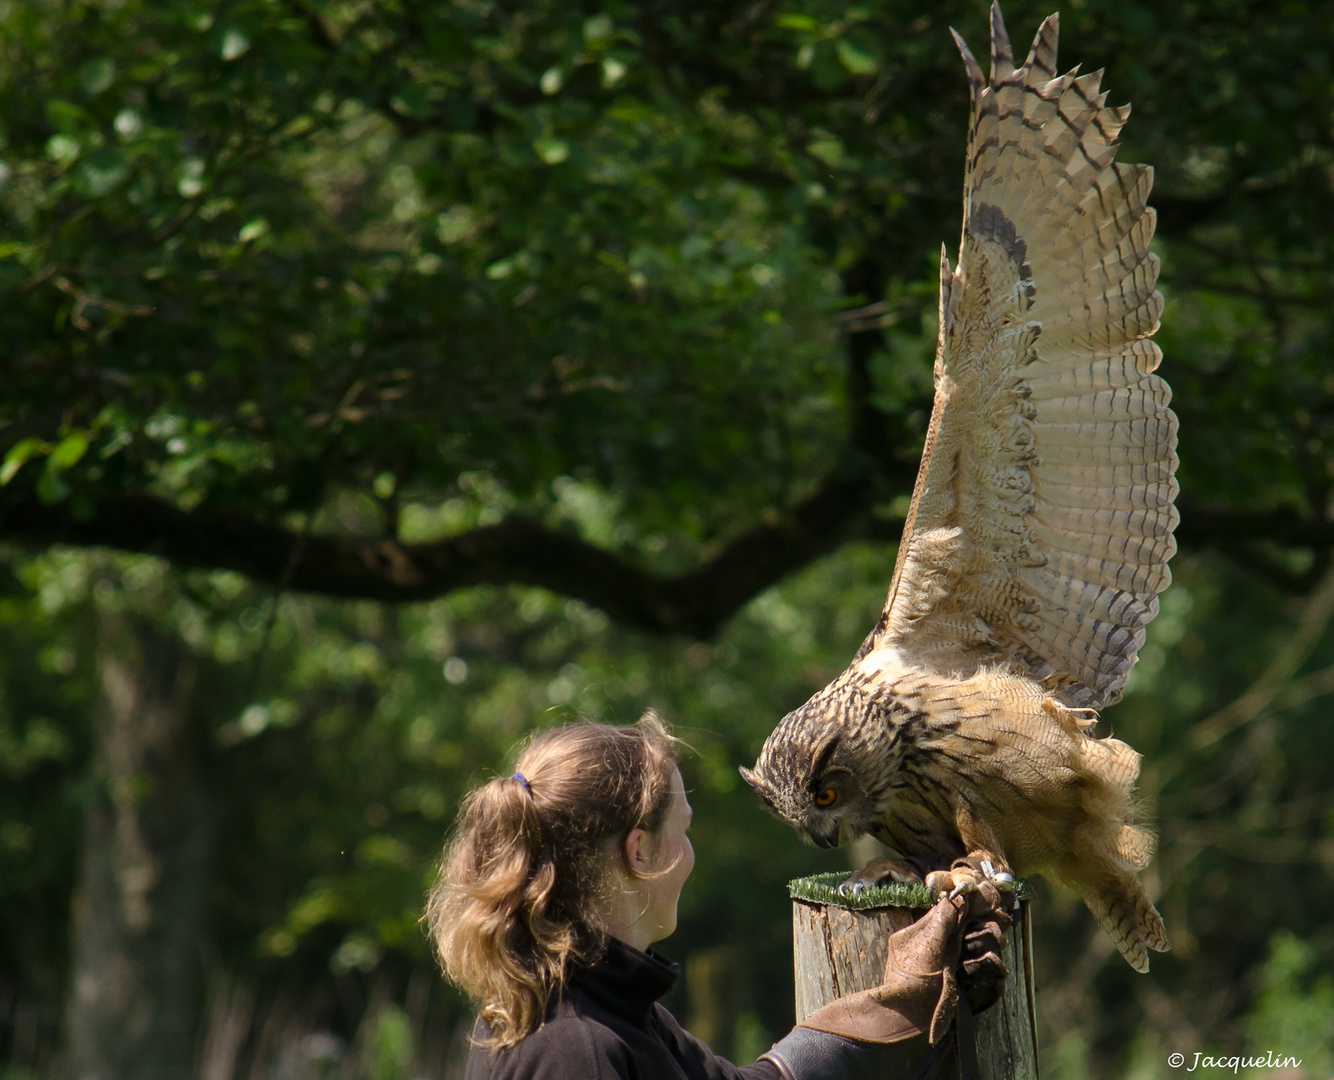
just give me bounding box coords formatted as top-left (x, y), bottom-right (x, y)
top-left (868, 4), bottom-right (1177, 708)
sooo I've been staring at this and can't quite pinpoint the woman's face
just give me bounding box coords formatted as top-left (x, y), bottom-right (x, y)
top-left (641, 767), bottom-right (695, 944)
top-left (611, 765), bottom-right (695, 950)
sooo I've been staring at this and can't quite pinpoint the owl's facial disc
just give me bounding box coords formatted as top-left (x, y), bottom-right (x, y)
top-left (805, 766), bottom-right (858, 849)
top-left (741, 717), bottom-right (850, 841)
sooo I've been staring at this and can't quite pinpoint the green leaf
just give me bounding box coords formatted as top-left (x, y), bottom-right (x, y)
top-left (533, 136), bottom-right (570, 165)
top-left (44, 99), bottom-right (89, 133)
top-left (237, 218), bottom-right (270, 243)
top-left (48, 434), bottom-right (89, 471)
top-left (74, 147), bottom-right (129, 197)
top-left (539, 67), bottom-right (563, 95)
top-left (836, 39), bottom-right (877, 75)
top-left (35, 469), bottom-right (69, 504)
top-left (583, 14), bottom-right (613, 44)
top-left (78, 58), bottom-right (116, 95)
top-left (216, 26), bottom-right (250, 61)
top-left (806, 137), bottom-right (849, 169)
top-left (0, 438), bottom-right (44, 486)
top-left (390, 84), bottom-right (433, 120)
top-left (45, 134), bottom-right (80, 167)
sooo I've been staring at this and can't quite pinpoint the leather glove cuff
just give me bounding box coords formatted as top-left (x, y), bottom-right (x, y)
top-left (760, 1026), bottom-right (911, 1080)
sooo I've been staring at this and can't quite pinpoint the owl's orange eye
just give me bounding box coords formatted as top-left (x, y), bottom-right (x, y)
top-left (815, 787), bottom-right (838, 808)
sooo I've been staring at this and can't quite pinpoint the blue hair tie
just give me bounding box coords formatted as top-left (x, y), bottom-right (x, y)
top-left (510, 771), bottom-right (532, 794)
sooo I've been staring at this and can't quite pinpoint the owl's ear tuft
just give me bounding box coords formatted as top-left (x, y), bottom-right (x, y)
top-left (739, 765), bottom-right (772, 800)
top-left (739, 765), bottom-right (781, 817)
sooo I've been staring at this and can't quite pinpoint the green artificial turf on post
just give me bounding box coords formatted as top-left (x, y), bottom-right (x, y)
top-left (787, 872), bottom-right (1033, 911)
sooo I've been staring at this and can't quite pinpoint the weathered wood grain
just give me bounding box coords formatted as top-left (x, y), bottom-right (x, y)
top-left (792, 898), bottom-right (1038, 1080)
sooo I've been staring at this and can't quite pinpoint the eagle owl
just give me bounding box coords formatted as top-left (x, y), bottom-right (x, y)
top-left (741, 4), bottom-right (1174, 972)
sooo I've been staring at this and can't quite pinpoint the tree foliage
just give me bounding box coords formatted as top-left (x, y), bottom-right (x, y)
top-left (2, 1), bottom-right (1334, 1077)
top-left (2, 0), bottom-right (1332, 603)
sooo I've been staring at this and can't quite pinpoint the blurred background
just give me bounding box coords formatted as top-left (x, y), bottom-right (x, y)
top-left (1, 0), bottom-right (1332, 1077)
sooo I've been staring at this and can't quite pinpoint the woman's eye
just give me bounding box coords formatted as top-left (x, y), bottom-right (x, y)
top-left (815, 787), bottom-right (838, 808)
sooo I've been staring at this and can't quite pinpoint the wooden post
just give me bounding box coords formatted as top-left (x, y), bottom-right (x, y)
top-left (789, 874), bottom-right (1038, 1080)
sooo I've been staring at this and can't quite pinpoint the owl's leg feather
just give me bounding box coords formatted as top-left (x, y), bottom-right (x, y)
top-left (925, 805), bottom-right (1017, 898)
top-left (837, 856), bottom-right (924, 898)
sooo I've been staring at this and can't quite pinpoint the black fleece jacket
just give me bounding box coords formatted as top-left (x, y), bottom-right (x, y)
top-left (463, 939), bottom-right (782, 1080)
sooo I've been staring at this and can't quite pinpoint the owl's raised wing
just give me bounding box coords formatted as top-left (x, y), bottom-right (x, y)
top-left (863, 5), bottom-right (1177, 708)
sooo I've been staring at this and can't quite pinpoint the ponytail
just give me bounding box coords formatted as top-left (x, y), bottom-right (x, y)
top-left (427, 713), bottom-right (679, 1047)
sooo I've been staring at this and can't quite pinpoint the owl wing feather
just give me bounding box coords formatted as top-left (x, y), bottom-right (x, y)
top-left (865, 4), bottom-right (1178, 708)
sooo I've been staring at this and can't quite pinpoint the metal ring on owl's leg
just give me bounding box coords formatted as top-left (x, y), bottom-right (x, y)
top-left (978, 859), bottom-right (1016, 891)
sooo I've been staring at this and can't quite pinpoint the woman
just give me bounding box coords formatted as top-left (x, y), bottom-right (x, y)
top-left (428, 714), bottom-right (1008, 1080)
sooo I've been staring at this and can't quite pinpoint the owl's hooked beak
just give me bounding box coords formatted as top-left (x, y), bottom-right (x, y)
top-left (807, 817), bottom-right (843, 850)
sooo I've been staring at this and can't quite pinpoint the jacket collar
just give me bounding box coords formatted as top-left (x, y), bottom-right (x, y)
top-left (569, 937), bottom-right (680, 1025)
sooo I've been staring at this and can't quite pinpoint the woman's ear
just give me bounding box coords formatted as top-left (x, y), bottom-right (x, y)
top-left (623, 827), bottom-right (651, 873)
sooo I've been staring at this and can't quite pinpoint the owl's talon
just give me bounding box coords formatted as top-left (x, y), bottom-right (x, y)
top-left (838, 857), bottom-right (924, 899)
top-left (924, 869), bottom-right (957, 898)
top-left (946, 869), bottom-right (980, 900)
top-left (923, 851), bottom-right (1014, 901)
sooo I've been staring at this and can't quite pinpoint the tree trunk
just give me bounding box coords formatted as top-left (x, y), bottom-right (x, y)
top-left (63, 614), bottom-right (214, 1080)
top-left (792, 896), bottom-right (1038, 1080)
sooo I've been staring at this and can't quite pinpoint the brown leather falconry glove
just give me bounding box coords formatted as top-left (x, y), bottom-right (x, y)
top-left (797, 882), bottom-right (1013, 1046)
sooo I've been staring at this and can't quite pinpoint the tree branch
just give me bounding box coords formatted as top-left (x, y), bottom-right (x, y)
top-left (2, 489), bottom-right (1332, 636)
top-left (6, 488), bottom-right (1334, 635)
top-left (0, 473), bottom-right (882, 638)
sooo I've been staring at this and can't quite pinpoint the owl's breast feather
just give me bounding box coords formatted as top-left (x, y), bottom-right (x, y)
top-left (861, 664), bottom-right (1125, 876)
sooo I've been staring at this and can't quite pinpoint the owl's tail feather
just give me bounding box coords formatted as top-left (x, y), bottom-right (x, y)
top-left (1083, 873), bottom-right (1170, 973)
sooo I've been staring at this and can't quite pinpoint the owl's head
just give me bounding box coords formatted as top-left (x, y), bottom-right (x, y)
top-left (739, 707), bottom-right (877, 849)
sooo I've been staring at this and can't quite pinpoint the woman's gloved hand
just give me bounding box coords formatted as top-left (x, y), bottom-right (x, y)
top-left (958, 891), bottom-right (1011, 1015)
top-left (768, 882), bottom-right (1013, 1066)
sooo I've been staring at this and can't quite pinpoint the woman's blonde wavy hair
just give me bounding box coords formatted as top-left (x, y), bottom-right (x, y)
top-left (426, 713), bottom-right (679, 1048)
